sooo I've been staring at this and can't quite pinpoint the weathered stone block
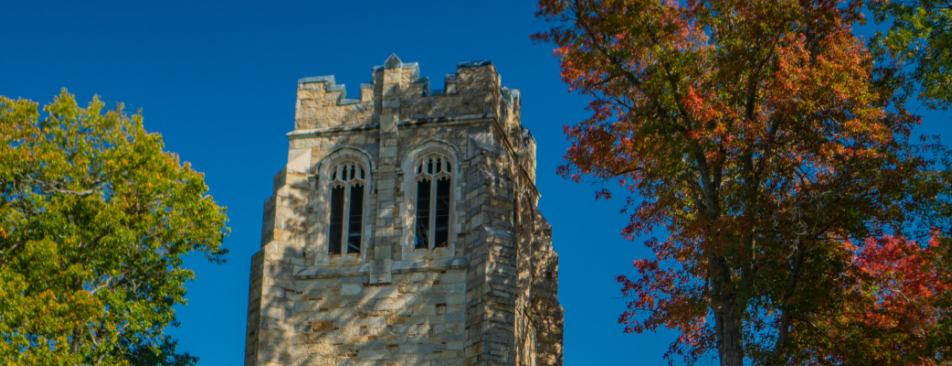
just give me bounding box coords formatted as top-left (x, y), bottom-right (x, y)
top-left (311, 321), bottom-right (335, 332)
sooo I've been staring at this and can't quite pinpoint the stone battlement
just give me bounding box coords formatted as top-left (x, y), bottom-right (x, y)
top-left (294, 55), bottom-right (520, 131)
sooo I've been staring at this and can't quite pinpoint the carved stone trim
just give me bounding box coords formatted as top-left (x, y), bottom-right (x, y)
top-left (292, 257), bottom-right (471, 280)
top-left (369, 258), bottom-right (393, 284)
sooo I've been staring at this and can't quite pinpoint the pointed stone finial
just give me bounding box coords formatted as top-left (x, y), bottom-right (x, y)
top-left (384, 54), bottom-right (403, 70)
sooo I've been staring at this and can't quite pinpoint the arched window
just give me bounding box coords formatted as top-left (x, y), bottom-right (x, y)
top-left (327, 161), bottom-right (366, 255)
top-left (413, 153), bottom-right (452, 249)
top-left (400, 140), bottom-right (460, 259)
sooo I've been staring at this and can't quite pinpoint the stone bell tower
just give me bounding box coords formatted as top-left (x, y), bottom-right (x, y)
top-left (244, 55), bottom-right (563, 366)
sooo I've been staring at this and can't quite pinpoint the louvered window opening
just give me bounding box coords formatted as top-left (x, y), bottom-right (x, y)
top-left (328, 162), bottom-right (366, 255)
top-left (414, 154), bottom-right (452, 249)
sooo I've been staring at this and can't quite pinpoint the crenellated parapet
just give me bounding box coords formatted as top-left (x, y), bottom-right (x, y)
top-left (295, 74), bottom-right (376, 129)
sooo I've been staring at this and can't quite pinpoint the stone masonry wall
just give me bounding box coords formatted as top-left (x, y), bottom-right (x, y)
top-left (246, 55), bottom-right (562, 366)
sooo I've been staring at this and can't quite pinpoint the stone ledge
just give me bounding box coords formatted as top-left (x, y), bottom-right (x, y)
top-left (293, 263), bottom-right (370, 280)
top-left (398, 114), bottom-right (494, 128)
top-left (391, 257), bottom-right (470, 274)
top-left (286, 114), bottom-right (495, 139)
top-left (286, 123), bottom-right (381, 139)
top-left (293, 257), bottom-right (470, 280)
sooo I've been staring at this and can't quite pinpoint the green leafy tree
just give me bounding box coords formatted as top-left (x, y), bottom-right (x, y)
top-left (869, 0), bottom-right (952, 109)
top-left (0, 90), bottom-right (228, 365)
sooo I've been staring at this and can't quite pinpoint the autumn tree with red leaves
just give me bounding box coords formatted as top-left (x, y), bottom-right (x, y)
top-left (533, 0), bottom-right (952, 365)
top-left (817, 235), bottom-right (952, 365)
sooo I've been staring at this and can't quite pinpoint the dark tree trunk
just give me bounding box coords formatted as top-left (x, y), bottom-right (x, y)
top-left (714, 309), bottom-right (744, 366)
top-left (711, 255), bottom-right (745, 366)
top-left (69, 325), bottom-right (83, 354)
top-left (715, 302), bottom-right (745, 366)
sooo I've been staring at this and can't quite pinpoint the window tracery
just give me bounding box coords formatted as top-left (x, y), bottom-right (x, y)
top-left (413, 153), bottom-right (453, 250)
top-left (327, 161), bottom-right (366, 255)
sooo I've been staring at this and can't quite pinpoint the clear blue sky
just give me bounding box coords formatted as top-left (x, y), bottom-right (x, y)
top-left (2, 2), bottom-right (949, 365)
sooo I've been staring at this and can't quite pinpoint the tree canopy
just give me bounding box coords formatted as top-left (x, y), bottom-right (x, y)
top-left (0, 90), bottom-right (229, 365)
top-left (870, 0), bottom-right (952, 109)
top-left (534, 0), bottom-right (952, 365)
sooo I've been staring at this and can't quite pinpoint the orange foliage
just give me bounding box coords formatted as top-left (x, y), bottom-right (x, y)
top-left (535, 0), bottom-right (952, 364)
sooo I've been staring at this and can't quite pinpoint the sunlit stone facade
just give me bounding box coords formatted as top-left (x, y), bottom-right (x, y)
top-left (245, 55), bottom-right (563, 366)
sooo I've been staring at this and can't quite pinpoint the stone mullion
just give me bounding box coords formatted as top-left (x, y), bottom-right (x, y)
top-left (429, 175), bottom-right (437, 248)
top-left (340, 183), bottom-right (350, 255)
